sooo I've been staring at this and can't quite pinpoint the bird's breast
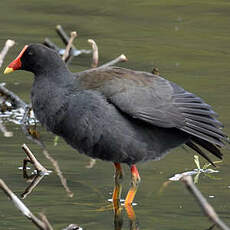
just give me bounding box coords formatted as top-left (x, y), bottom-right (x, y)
top-left (31, 81), bottom-right (69, 132)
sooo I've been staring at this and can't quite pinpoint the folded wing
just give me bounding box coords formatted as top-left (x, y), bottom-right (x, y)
top-left (77, 67), bottom-right (227, 151)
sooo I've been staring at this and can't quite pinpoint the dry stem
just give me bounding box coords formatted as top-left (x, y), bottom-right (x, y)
top-left (22, 144), bottom-right (49, 173)
top-left (56, 25), bottom-right (76, 48)
top-left (88, 39), bottom-right (99, 68)
top-left (0, 83), bottom-right (27, 109)
top-left (99, 54), bottom-right (128, 68)
top-left (182, 175), bottom-right (230, 230)
top-left (42, 149), bottom-right (74, 198)
top-left (0, 39), bottom-right (15, 68)
top-left (21, 116), bottom-right (73, 198)
top-left (76, 53), bottom-right (128, 78)
top-left (0, 179), bottom-right (47, 230)
top-left (39, 213), bottom-right (54, 230)
top-left (62, 31), bottom-right (77, 62)
top-left (21, 175), bottom-right (45, 199)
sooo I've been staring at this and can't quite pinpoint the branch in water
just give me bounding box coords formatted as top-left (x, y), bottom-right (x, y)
top-left (0, 179), bottom-right (48, 230)
top-left (42, 148), bottom-right (74, 198)
top-left (182, 175), bottom-right (230, 230)
top-left (0, 83), bottom-right (27, 109)
top-left (0, 179), bottom-right (80, 230)
top-left (22, 144), bottom-right (49, 173)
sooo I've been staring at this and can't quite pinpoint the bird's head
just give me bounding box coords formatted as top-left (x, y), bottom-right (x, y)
top-left (4, 43), bottom-right (64, 75)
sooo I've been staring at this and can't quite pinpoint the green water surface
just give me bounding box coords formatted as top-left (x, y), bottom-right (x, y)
top-left (0, 1), bottom-right (230, 229)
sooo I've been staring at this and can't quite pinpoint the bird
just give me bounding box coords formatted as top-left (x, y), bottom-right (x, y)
top-left (4, 43), bottom-right (228, 205)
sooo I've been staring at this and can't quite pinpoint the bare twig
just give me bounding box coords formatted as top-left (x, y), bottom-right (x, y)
top-left (43, 38), bottom-right (60, 52)
top-left (21, 105), bottom-right (45, 149)
top-left (21, 115), bottom-right (73, 198)
top-left (39, 213), bottom-right (54, 230)
top-left (0, 179), bottom-right (47, 230)
top-left (0, 39), bottom-right (15, 68)
top-left (0, 179), bottom-right (80, 229)
top-left (22, 144), bottom-right (49, 173)
top-left (62, 31), bottom-right (77, 62)
top-left (0, 83), bottom-right (27, 109)
top-left (42, 149), bottom-right (74, 198)
top-left (21, 175), bottom-right (45, 199)
top-left (76, 53), bottom-right (128, 79)
top-left (56, 25), bottom-right (76, 48)
top-left (21, 105), bottom-right (32, 125)
top-left (98, 54), bottom-right (128, 69)
top-left (207, 224), bottom-right (217, 230)
top-left (182, 175), bottom-right (230, 230)
top-left (88, 39), bottom-right (99, 68)
top-left (44, 25), bottom-right (91, 65)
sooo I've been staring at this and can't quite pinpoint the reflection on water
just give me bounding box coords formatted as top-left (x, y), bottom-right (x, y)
top-left (0, 0), bottom-right (230, 229)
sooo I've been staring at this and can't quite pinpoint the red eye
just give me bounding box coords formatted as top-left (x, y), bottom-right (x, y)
top-left (28, 51), bottom-right (33, 56)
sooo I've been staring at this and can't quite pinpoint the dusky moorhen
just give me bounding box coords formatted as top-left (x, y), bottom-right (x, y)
top-left (4, 44), bottom-right (228, 205)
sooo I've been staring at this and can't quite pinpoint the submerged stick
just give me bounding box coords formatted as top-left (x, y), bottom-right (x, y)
top-left (182, 175), bottom-right (230, 230)
top-left (39, 213), bottom-right (54, 230)
top-left (42, 149), bottom-right (74, 198)
top-left (21, 115), bottom-right (73, 198)
top-left (21, 175), bottom-right (45, 199)
top-left (0, 179), bottom-right (47, 230)
top-left (0, 179), bottom-right (79, 230)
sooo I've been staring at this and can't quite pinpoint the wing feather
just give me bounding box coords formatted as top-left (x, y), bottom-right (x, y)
top-left (77, 67), bottom-right (227, 147)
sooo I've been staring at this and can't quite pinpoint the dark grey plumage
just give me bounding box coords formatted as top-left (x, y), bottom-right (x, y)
top-left (16, 44), bottom-right (228, 165)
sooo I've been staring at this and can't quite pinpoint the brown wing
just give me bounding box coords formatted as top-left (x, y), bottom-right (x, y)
top-left (75, 66), bottom-right (226, 147)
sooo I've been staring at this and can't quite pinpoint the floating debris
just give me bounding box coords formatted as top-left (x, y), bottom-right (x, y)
top-left (63, 224), bottom-right (83, 230)
top-left (169, 168), bottom-right (219, 181)
top-left (209, 195), bottom-right (215, 198)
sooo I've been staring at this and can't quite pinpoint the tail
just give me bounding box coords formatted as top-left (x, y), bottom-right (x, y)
top-left (171, 84), bottom-right (228, 165)
top-left (186, 136), bottom-right (223, 167)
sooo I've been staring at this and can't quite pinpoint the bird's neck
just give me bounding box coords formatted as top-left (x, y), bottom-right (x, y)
top-left (31, 69), bottom-right (74, 132)
top-left (35, 66), bottom-right (74, 85)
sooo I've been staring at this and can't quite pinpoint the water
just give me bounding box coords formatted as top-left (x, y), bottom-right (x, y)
top-left (0, 0), bottom-right (230, 229)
